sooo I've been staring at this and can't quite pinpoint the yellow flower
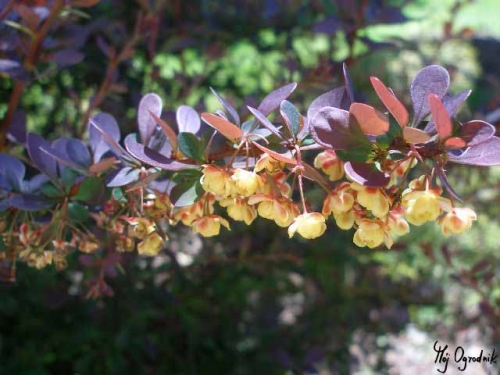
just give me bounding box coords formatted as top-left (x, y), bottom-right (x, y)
top-left (171, 193), bottom-right (215, 225)
top-left (200, 165), bottom-right (232, 197)
top-left (192, 215), bottom-right (230, 237)
top-left (275, 199), bottom-right (299, 227)
top-left (333, 210), bottom-right (355, 230)
top-left (79, 240), bottom-right (100, 253)
top-left (353, 219), bottom-right (385, 249)
top-left (231, 169), bottom-right (261, 197)
top-left (314, 149), bottom-right (344, 181)
top-left (254, 153), bottom-right (284, 173)
top-left (402, 190), bottom-right (442, 226)
top-left (387, 213), bottom-right (410, 236)
top-left (126, 217), bottom-right (155, 239)
top-left (288, 212), bottom-right (326, 239)
top-left (350, 183), bottom-right (390, 218)
top-left (439, 207), bottom-right (477, 236)
top-left (322, 182), bottom-right (355, 216)
top-left (137, 231), bottom-right (164, 256)
top-left (220, 198), bottom-right (257, 225)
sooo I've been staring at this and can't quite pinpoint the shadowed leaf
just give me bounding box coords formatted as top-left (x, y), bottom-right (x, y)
top-left (247, 106), bottom-right (282, 138)
top-left (125, 141), bottom-right (195, 171)
top-left (10, 194), bottom-right (53, 211)
top-left (280, 100), bottom-right (302, 136)
top-left (0, 154), bottom-right (25, 192)
top-left (460, 120), bottom-right (495, 147)
top-left (27, 133), bottom-right (57, 179)
top-left (89, 113), bottom-right (121, 161)
top-left (106, 167), bottom-right (140, 187)
top-left (344, 162), bottom-right (390, 187)
top-left (252, 142), bottom-right (296, 164)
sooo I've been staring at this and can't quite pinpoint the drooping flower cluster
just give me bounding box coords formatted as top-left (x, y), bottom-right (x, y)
top-left (1, 64), bottom-right (497, 279)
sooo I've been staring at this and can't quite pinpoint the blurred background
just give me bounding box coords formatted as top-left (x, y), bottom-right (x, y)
top-left (1, 0), bottom-right (500, 373)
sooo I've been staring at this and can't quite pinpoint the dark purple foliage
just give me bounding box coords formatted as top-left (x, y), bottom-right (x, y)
top-left (410, 65), bottom-right (450, 126)
top-left (257, 83), bottom-right (297, 116)
top-left (425, 90), bottom-right (471, 132)
top-left (27, 133), bottom-right (58, 179)
top-left (247, 106), bottom-right (282, 138)
top-left (447, 137), bottom-right (500, 166)
top-left (309, 107), bottom-right (367, 149)
top-left (458, 120), bottom-right (495, 147)
top-left (344, 162), bottom-right (390, 187)
top-left (307, 86), bottom-right (347, 126)
top-left (106, 167), bottom-right (141, 187)
top-left (89, 113), bottom-right (125, 159)
top-left (125, 141), bottom-right (195, 171)
top-left (52, 49), bottom-right (85, 68)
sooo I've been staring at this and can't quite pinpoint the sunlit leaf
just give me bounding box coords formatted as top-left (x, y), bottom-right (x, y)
top-left (258, 83), bottom-right (297, 116)
top-left (138, 93), bottom-right (162, 146)
top-left (201, 113), bottom-right (243, 142)
top-left (370, 76), bottom-right (408, 127)
top-left (428, 94), bottom-right (452, 140)
top-left (349, 103), bottom-right (389, 136)
top-left (344, 162), bottom-right (390, 187)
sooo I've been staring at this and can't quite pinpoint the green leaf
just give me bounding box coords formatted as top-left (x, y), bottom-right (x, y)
top-left (178, 132), bottom-right (203, 162)
top-left (170, 180), bottom-right (204, 207)
top-left (336, 147), bottom-right (373, 163)
top-left (72, 177), bottom-right (106, 205)
top-left (376, 114), bottom-right (402, 148)
top-left (172, 169), bottom-right (202, 184)
top-left (62, 168), bottom-right (79, 193)
top-left (68, 202), bottom-right (89, 223)
top-left (41, 183), bottom-right (63, 198)
top-left (280, 100), bottom-right (301, 136)
top-left (112, 187), bottom-right (127, 202)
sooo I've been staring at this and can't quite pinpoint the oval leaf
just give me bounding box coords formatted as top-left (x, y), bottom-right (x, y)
top-left (428, 94), bottom-right (452, 139)
top-left (258, 83), bottom-right (297, 116)
top-left (0, 154), bottom-right (25, 191)
top-left (247, 106), bottom-right (282, 138)
top-left (460, 120), bottom-right (495, 147)
top-left (201, 113), bottom-right (243, 142)
top-left (177, 105), bottom-right (201, 134)
top-left (209, 88), bottom-right (240, 126)
top-left (27, 133), bottom-right (57, 179)
top-left (370, 76), bottom-right (409, 127)
top-left (349, 103), bottom-right (389, 136)
top-left (424, 90), bottom-right (471, 132)
top-left (444, 137), bottom-right (467, 150)
top-left (125, 141), bottom-right (196, 171)
top-left (410, 65), bottom-right (450, 126)
top-left (177, 132), bottom-right (203, 161)
top-left (307, 86), bottom-right (347, 126)
top-left (447, 137), bottom-right (500, 166)
top-left (402, 127), bottom-right (431, 144)
top-left (280, 100), bottom-right (302, 136)
top-left (138, 93), bottom-right (162, 146)
top-left (89, 113), bottom-right (121, 161)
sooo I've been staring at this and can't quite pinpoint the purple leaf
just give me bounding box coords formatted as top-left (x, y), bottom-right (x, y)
top-left (10, 194), bottom-right (53, 211)
top-left (258, 83), bottom-right (297, 116)
top-left (459, 120), bottom-right (495, 147)
top-left (344, 162), bottom-right (390, 187)
top-left (436, 166), bottom-right (462, 202)
top-left (410, 65), bottom-right (450, 126)
top-left (309, 106), bottom-right (369, 150)
top-left (65, 138), bottom-right (91, 167)
top-left (27, 133), bottom-right (57, 179)
top-left (89, 113), bottom-right (121, 161)
top-left (0, 154), bottom-right (25, 191)
top-left (125, 141), bottom-right (196, 171)
top-left (7, 110), bottom-right (26, 144)
top-left (447, 137), bottom-right (500, 166)
top-left (0, 59), bottom-right (27, 80)
top-left (247, 106), bottom-right (282, 138)
top-left (210, 88), bottom-right (240, 125)
top-left (138, 93), bottom-right (163, 146)
top-left (53, 49), bottom-right (84, 68)
top-left (343, 63), bottom-right (354, 103)
top-left (106, 167), bottom-right (140, 187)
top-left (22, 174), bottom-right (49, 194)
top-left (307, 86), bottom-right (347, 126)
top-left (176, 105), bottom-right (201, 134)
top-left (425, 90), bottom-right (471, 132)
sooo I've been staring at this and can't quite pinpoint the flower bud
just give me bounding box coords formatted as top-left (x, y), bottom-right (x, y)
top-left (288, 212), bottom-right (327, 239)
top-left (439, 207), bottom-right (477, 236)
